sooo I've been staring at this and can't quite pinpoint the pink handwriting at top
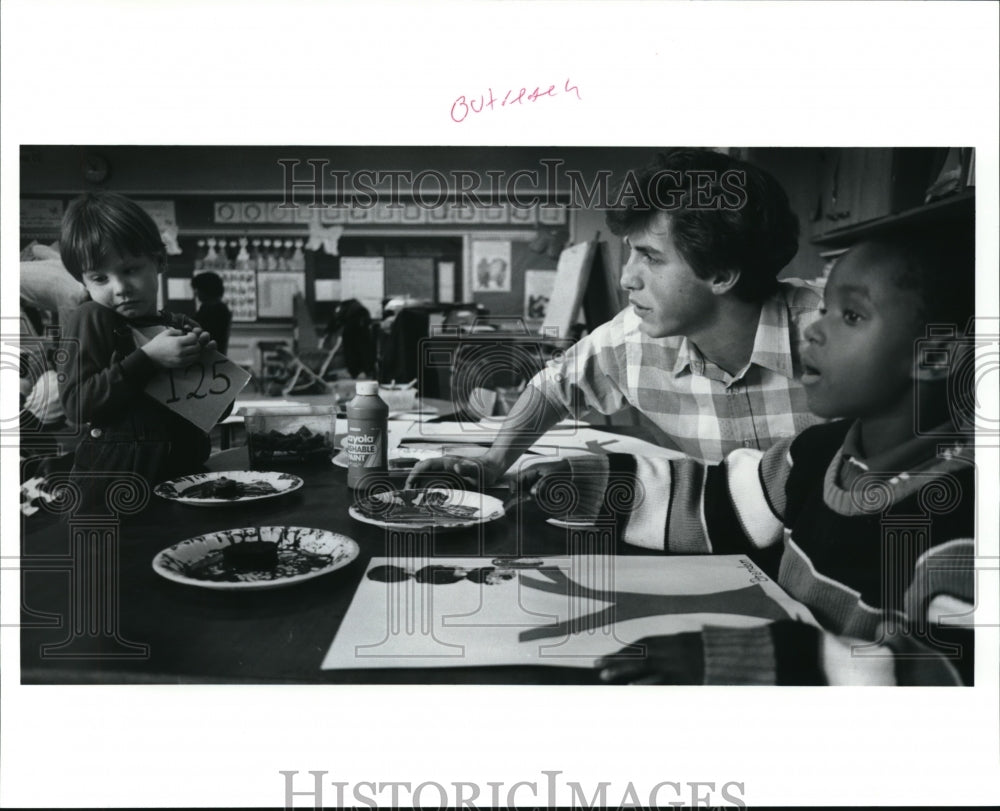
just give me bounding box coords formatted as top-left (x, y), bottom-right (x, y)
top-left (451, 79), bottom-right (582, 124)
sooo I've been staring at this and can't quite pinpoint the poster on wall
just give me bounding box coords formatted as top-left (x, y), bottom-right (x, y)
top-left (216, 268), bottom-right (257, 322)
top-left (341, 256), bottom-right (386, 318)
top-left (524, 269), bottom-right (556, 322)
top-left (470, 240), bottom-right (512, 293)
top-left (257, 271), bottom-right (306, 318)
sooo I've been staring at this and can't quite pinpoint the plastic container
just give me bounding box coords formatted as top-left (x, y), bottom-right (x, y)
top-left (243, 405), bottom-right (337, 468)
top-left (378, 384), bottom-right (418, 412)
top-left (345, 381), bottom-right (389, 489)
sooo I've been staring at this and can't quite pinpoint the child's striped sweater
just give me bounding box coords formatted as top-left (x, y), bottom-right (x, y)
top-left (564, 419), bottom-right (975, 685)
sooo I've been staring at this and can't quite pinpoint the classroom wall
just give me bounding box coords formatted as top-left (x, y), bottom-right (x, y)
top-left (20, 145), bottom-right (837, 365)
top-left (20, 145), bottom-right (828, 285)
top-left (19, 145), bottom-right (650, 199)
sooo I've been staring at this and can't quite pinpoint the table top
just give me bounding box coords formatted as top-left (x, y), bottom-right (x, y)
top-left (22, 440), bottom-right (648, 685)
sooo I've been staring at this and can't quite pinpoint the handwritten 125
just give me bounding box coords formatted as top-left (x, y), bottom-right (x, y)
top-left (451, 79), bottom-right (581, 123)
top-left (164, 359), bottom-right (232, 403)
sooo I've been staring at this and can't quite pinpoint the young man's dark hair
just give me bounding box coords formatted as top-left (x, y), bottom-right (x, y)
top-left (605, 148), bottom-right (800, 302)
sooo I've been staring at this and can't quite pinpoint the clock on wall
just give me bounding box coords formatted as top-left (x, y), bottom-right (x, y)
top-left (82, 153), bottom-right (111, 184)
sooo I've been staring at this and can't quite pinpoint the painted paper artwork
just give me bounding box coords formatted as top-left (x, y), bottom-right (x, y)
top-left (470, 239), bottom-right (512, 292)
top-left (322, 555), bottom-right (815, 670)
top-left (524, 268), bottom-right (557, 321)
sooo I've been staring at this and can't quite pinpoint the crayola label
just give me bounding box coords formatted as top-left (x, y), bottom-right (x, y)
top-left (345, 431), bottom-right (385, 467)
top-left (345, 418), bottom-right (387, 487)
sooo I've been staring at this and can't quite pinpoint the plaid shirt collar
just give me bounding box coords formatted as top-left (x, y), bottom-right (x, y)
top-left (672, 290), bottom-right (795, 380)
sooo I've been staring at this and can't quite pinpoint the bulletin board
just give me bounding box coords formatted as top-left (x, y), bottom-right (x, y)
top-left (384, 256), bottom-right (436, 300)
top-left (466, 238), bottom-right (559, 319)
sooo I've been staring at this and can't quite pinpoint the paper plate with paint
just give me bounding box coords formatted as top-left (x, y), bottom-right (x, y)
top-left (152, 526), bottom-right (359, 590)
top-left (349, 488), bottom-right (505, 530)
top-left (153, 470), bottom-right (304, 506)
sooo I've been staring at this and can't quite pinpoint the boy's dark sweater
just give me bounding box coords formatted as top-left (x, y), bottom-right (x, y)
top-left (59, 300), bottom-right (211, 484)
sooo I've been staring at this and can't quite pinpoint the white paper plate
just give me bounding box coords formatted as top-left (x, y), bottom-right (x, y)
top-left (332, 447), bottom-right (442, 470)
top-left (153, 470), bottom-right (303, 506)
top-left (349, 488), bottom-right (505, 530)
top-left (152, 526), bottom-right (359, 590)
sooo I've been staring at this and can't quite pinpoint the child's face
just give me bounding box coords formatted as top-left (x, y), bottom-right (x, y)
top-left (619, 212), bottom-right (717, 339)
top-left (80, 248), bottom-right (161, 318)
top-left (800, 243), bottom-right (922, 420)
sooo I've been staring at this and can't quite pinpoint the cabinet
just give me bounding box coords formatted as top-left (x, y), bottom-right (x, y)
top-left (810, 148), bottom-right (895, 236)
top-left (809, 147), bottom-right (974, 247)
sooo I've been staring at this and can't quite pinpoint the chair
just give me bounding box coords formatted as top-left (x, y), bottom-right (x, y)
top-left (269, 294), bottom-right (340, 396)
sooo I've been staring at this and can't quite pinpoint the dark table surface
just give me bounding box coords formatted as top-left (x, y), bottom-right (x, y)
top-left (21, 443), bottom-right (634, 685)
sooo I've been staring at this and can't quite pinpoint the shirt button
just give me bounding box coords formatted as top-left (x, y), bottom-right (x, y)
top-left (90, 427), bottom-right (103, 438)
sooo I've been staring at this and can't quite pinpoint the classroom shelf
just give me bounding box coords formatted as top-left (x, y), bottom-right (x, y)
top-left (810, 189), bottom-right (975, 247)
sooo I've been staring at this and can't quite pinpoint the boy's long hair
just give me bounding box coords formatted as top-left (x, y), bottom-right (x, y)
top-left (60, 191), bottom-right (165, 281)
top-left (604, 148), bottom-right (800, 303)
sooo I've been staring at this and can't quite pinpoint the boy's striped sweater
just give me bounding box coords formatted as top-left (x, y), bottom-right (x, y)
top-left (564, 419), bottom-right (975, 685)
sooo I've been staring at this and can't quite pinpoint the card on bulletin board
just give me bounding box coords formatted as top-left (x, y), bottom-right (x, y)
top-left (143, 349), bottom-right (251, 433)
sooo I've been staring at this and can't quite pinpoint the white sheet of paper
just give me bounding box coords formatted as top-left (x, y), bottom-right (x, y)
top-left (393, 418), bottom-right (648, 450)
top-left (233, 398), bottom-right (308, 414)
top-left (166, 278), bottom-right (192, 300)
top-left (322, 555), bottom-right (815, 670)
top-left (314, 279), bottom-right (341, 302)
top-left (257, 272), bottom-right (305, 318)
top-left (542, 240), bottom-right (594, 337)
top-left (438, 260), bottom-right (455, 303)
top-left (341, 256), bottom-right (385, 318)
top-left (143, 349), bottom-right (251, 433)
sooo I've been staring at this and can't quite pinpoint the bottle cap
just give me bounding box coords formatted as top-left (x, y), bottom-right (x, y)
top-left (355, 381), bottom-right (379, 396)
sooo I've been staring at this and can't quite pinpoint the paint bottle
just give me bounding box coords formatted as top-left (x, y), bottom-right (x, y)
top-left (345, 381), bottom-right (388, 489)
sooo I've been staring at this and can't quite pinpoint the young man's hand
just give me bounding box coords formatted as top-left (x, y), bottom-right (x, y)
top-left (404, 453), bottom-right (507, 491)
top-left (595, 634), bottom-right (705, 684)
top-left (140, 328), bottom-right (206, 368)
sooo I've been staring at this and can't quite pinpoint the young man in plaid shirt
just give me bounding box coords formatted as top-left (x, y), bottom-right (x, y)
top-left (409, 148), bottom-right (823, 488)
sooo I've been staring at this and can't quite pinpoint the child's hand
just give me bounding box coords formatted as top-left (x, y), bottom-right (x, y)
top-left (595, 634), bottom-right (705, 684)
top-left (188, 326), bottom-right (218, 353)
top-left (140, 328), bottom-right (205, 368)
